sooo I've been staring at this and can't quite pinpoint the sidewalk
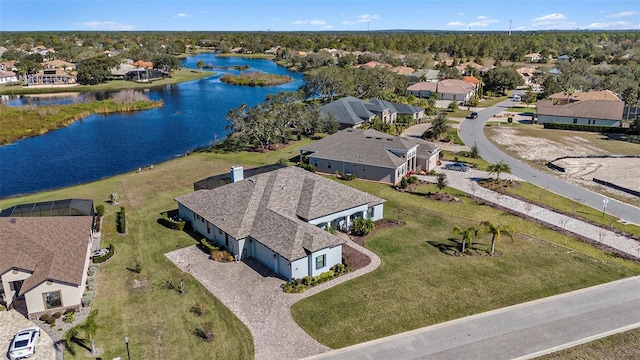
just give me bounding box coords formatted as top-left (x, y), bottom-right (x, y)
top-left (418, 164), bottom-right (640, 259)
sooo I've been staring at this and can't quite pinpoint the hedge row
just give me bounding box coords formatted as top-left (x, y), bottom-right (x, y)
top-left (159, 213), bottom-right (186, 230)
top-left (93, 244), bottom-right (115, 264)
top-left (543, 122), bottom-right (626, 133)
top-left (117, 207), bottom-right (126, 233)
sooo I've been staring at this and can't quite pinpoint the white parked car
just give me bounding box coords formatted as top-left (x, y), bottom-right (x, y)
top-left (92, 248), bottom-right (109, 258)
top-left (8, 326), bottom-right (40, 360)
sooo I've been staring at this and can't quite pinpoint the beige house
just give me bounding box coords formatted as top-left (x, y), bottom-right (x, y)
top-left (408, 79), bottom-right (476, 102)
top-left (41, 59), bottom-right (76, 70)
top-left (536, 90), bottom-right (624, 127)
top-left (0, 215), bottom-right (94, 318)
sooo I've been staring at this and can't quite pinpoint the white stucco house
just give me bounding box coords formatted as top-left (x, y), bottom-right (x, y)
top-left (0, 215), bottom-right (94, 319)
top-left (176, 166), bottom-right (385, 280)
top-left (536, 90), bottom-right (625, 127)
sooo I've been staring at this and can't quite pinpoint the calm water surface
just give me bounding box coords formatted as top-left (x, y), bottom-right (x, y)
top-left (0, 54), bottom-right (304, 198)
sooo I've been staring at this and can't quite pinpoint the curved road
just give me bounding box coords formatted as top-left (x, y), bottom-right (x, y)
top-left (458, 94), bottom-right (640, 226)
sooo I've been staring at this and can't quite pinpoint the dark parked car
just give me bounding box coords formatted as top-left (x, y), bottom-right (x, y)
top-left (467, 112), bottom-right (478, 119)
top-left (443, 162), bottom-right (470, 172)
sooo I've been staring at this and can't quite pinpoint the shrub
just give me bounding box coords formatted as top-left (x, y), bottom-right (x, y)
top-left (399, 176), bottom-right (408, 189)
top-left (63, 311), bottom-right (75, 323)
top-left (87, 266), bottom-right (97, 276)
top-left (95, 204), bottom-right (105, 217)
top-left (117, 207), bottom-right (126, 233)
top-left (190, 302), bottom-right (206, 317)
top-left (542, 122), bottom-right (626, 133)
top-left (277, 157), bottom-right (289, 165)
top-left (196, 322), bottom-right (215, 342)
top-left (407, 175), bottom-right (419, 184)
top-left (200, 239), bottom-right (219, 255)
top-left (352, 218), bottom-right (375, 236)
top-left (93, 244), bottom-right (115, 263)
top-left (40, 314), bottom-right (56, 325)
top-left (160, 212), bottom-right (186, 230)
top-left (282, 282), bottom-right (307, 293)
top-left (339, 172), bottom-right (356, 181)
top-left (331, 263), bottom-right (347, 274)
top-left (297, 163), bottom-right (316, 173)
top-left (81, 292), bottom-right (94, 307)
top-left (302, 276), bottom-right (313, 286)
top-left (227, 255), bottom-right (235, 262)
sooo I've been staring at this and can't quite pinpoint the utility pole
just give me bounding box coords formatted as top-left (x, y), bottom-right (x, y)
top-left (509, 19), bottom-right (512, 36)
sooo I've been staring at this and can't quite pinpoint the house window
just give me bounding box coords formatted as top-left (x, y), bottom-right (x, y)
top-left (207, 224), bottom-right (210, 234)
top-left (218, 228), bottom-right (223, 235)
top-left (43, 291), bottom-right (62, 309)
top-left (327, 161), bottom-right (332, 169)
top-left (316, 254), bottom-right (326, 270)
top-left (573, 118), bottom-right (578, 124)
top-left (367, 207), bottom-right (374, 218)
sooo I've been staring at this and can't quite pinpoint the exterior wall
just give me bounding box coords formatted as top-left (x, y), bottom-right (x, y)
top-left (308, 204), bottom-right (369, 227)
top-left (537, 114), bottom-right (621, 127)
top-left (308, 245), bottom-right (342, 278)
top-left (408, 90), bottom-right (433, 98)
top-left (178, 203), bottom-right (241, 257)
top-left (1, 269), bottom-right (32, 308)
top-left (369, 204), bottom-right (385, 221)
top-left (417, 153), bottom-right (439, 172)
top-left (24, 281), bottom-right (83, 316)
top-left (290, 257), bottom-right (309, 280)
top-left (439, 92), bottom-right (473, 102)
top-left (0, 74), bottom-right (18, 83)
top-left (309, 156), bottom-right (402, 184)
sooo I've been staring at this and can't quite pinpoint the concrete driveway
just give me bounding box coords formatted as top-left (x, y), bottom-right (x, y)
top-left (166, 238), bottom-right (380, 360)
top-left (1, 310), bottom-right (55, 360)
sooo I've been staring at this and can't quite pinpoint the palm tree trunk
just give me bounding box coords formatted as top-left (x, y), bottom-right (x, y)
top-left (90, 338), bottom-right (95, 354)
top-left (491, 236), bottom-right (496, 254)
top-left (462, 240), bottom-right (466, 253)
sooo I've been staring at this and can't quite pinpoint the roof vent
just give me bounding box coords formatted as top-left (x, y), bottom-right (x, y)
top-left (10, 218), bottom-right (17, 223)
top-left (248, 177), bottom-right (256, 183)
top-left (375, 137), bottom-right (382, 140)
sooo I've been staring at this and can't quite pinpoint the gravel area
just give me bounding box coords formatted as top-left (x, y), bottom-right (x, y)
top-left (165, 236), bottom-right (380, 360)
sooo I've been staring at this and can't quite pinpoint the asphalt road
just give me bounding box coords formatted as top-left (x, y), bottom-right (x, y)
top-left (458, 93), bottom-right (640, 226)
top-left (305, 276), bottom-right (640, 360)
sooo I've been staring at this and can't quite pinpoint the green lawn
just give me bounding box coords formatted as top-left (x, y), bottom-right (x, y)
top-left (0, 139), bottom-right (315, 359)
top-left (537, 328), bottom-right (640, 359)
top-left (0, 69), bottom-right (214, 95)
top-left (291, 181), bottom-right (640, 349)
top-left (477, 96), bottom-right (509, 107)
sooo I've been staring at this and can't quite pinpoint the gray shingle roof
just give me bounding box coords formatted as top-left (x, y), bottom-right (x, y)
top-left (176, 166), bottom-right (385, 261)
top-left (300, 128), bottom-right (432, 169)
top-left (320, 96), bottom-right (375, 126)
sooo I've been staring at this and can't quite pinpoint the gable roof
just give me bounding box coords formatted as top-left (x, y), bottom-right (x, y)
top-left (536, 99), bottom-right (624, 121)
top-left (462, 76), bottom-right (481, 85)
top-left (0, 216), bottom-right (93, 294)
top-left (437, 79), bottom-right (476, 95)
top-left (320, 96), bottom-right (376, 126)
top-left (369, 98), bottom-right (423, 116)
top-left (176, 167), bottom-right (384, 261)
top-left (549, 90), bottom-right (621, 103)
top-left (300, 128), bottom-right (437, 169)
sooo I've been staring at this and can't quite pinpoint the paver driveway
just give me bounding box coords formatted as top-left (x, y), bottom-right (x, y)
top-left (1, 310), bottom-right (55, 360)
top-left (166, 238), bottom-right (380, 360)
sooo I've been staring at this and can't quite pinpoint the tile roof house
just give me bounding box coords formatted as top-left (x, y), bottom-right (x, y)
top-left (41, 60), bottom-right (76, 70)
top-left (300, 128), bottom-right (440, 184)
top-left (455, 62), bottom-right (493, 75)
top-left (0, 213), bottom-right (94, 318)
top-left (536, 90), bottom-right (624, 127)
top-left (0, 61), bottom-right (17, 72)
top-left (176, 166), bottom-right (385, 280)
top-left (408, 79), bottom-right (477, 102)
top-left (516, 67), bottom-right (538, 85)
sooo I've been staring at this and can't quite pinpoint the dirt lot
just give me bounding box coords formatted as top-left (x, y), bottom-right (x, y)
top-left (485, 124), bottom-right (640, 202)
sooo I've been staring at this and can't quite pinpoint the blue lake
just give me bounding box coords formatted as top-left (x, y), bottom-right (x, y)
top-left (0, 54), bottom-right (304, 198)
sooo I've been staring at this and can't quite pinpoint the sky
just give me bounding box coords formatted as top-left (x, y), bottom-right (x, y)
top-left (1, 0), bottom-right (639, 32)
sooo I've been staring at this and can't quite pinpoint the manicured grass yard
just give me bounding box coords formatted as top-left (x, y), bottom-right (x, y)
top-left (0, 140), bottom-right (313, 359)
top-left (291, 181), bottom-right (640, 349)
top-left (538, 328), bottom-right (640, 359)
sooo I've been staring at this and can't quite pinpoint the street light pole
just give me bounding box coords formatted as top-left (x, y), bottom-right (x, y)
top-left (124, 336), bottom-right (131, 360)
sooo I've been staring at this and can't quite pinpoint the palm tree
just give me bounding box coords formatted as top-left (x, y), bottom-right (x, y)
top-left (82, 309), bottom-right (101, 354)
top-left (196, 60), bottom-right (205, 69)
top-left (480, 221), bottom-right (515, 255)
top-left (486, 161), bottom-right (511, 183)
top-left (452, 226), bottom-right (479, 253)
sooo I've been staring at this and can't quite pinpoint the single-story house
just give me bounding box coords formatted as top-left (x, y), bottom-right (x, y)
top-left (300, 128), bottom-right (440, 184)
top-left (524, 53), bottom-right (542, 62)
top-left (110, 63), bottom-right (138, 79)
top-left (0, 61), bottom-right (17, 72)
top-left (320, 97), bottom-right (424, 128)
top-left (28, 69), bottom-right (76, 86)
top-left (175, 166), bottom-right (385, 280)
top-left (408, 79), bottom-right (476, 102)
top-left (0, 70), bottom-right (18, 83)
top-left (455, 62), bottom-right (493, 75)
top-left (516, 67), bottom-right (538, 85)
top-left (41, 60), bottom-right (75, 70)
top-left (391, 66), bottom-right (415, 76)
top-left (536, 90), bottom-right (624, 126)
top-left (0, 199), bottom-right (95, 319)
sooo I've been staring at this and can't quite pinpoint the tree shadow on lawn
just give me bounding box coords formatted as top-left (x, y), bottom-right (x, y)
top-left (427, 238), bottom-right (488, 256)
